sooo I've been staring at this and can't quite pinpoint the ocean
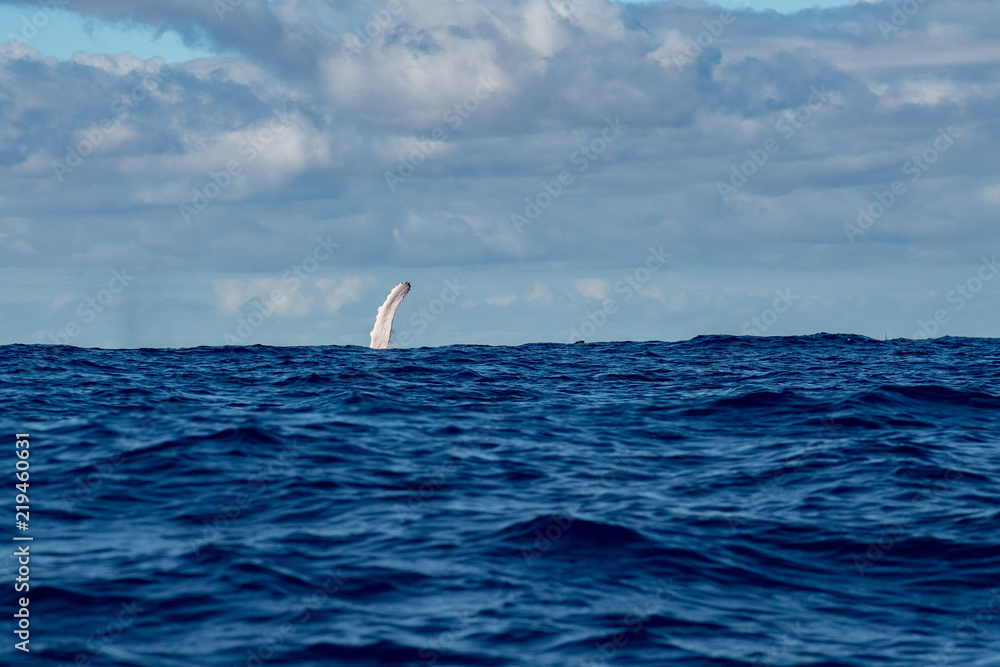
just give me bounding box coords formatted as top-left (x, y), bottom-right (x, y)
top-left (3, 334), bottom-right (999, 666)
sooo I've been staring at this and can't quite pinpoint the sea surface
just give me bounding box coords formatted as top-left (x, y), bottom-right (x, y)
top-left (3, 334), bottom-right (999, 666)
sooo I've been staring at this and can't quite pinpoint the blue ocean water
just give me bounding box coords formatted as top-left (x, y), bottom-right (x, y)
top-left (3, 334), bottom-right (999, 666)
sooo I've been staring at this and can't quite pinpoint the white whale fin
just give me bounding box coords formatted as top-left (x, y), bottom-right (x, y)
top-left (369, 281), bottom-right (411, 349)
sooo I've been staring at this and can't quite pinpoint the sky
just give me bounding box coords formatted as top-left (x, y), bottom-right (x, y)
top-left (1, 0), bottom-right (998, 348)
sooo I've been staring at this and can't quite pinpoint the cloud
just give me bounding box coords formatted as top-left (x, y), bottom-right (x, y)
top-left (527, 281), bottom-right (553, 305)
top-left (574, 278), bottom-right (609, 301)
top-left (1, 0), bottom-right (999, 343)
top-left (486, 294), bottom-right (517, 306)
top-left (318, 275), bottom-right (370, 313)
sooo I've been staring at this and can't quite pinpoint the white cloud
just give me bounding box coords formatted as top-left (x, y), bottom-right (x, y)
top-left (48, 293), bottom-right (75, 313)
top-left (318, 276), bottom-right (370, 313)
top-left (527, 281), bottom-right (553, 305)
top-left (574, 278), bottom-right (609, 300)
top-left (486, 294), bottom-right (517, 306)
top-left (982, 184), bottom-right (1000, 203)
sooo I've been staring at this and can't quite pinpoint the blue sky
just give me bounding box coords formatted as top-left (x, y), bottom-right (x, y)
top-left (2, 0), bottom-right (998, 348)
top-left (0, 0), bottom-right (851, 61)
top-left (0, 5), bottom-right (212, 61)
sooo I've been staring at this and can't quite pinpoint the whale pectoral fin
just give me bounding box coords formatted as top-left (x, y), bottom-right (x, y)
top-left (369, 281), bottom-right (411, 349)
